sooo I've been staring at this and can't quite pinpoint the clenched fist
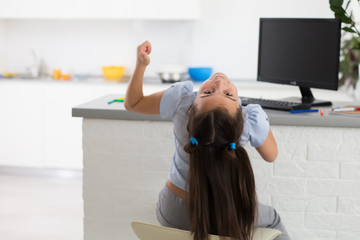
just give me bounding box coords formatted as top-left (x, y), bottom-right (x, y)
top-left (136, 41), bottom-right (152, 67)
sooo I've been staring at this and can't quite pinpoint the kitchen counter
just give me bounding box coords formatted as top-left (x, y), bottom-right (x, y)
top-left (72, 81), bottom-right (360, 240)
top-left (72, 94), bottom-right (360, 128)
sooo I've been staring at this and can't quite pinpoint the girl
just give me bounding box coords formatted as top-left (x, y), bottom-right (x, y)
top-left (125, 41), bottom-right (290, 240)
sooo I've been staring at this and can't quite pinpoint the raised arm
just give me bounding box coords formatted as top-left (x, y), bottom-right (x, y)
top-left (255, 129), bottom-right (278, 162)
top-left (124, 41), bottom-right (165, 115)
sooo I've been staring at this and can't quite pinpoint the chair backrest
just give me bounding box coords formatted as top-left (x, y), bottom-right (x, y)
top-left (131, 221), bottom-right (283, 240)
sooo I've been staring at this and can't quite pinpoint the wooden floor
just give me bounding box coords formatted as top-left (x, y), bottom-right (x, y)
top-left (0, 171), bottom-right (83, 240)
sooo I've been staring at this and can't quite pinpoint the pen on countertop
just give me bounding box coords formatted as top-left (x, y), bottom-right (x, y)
top-left (290, 109), bottom-right (319, 114)
top-left (331, 107), bottom-right (360, 112)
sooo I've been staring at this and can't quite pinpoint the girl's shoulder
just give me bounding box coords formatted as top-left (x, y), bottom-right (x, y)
top-left (242, 104), bottom-right (269, 124)
top-left (242, 104), bottom-right (264, 118)
top-left (160, 81), bottom-right (196, 119)
top-left (168, 80), bottom-right (194, 94)
top-left (241, 104), bottom-right (270, 147)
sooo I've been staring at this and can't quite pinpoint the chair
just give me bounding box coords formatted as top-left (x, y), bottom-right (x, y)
top-left (131, 221), bottom-right (283, 240)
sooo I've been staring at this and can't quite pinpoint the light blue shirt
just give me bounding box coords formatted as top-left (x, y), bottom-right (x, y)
top-left (160, 81), bottom-right (269, 191)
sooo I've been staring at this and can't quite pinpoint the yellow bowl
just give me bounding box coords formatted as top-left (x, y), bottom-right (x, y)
top-left (102, 66), bottom-right (125, 81)
top-left (3, 72), bottom-right (18, 78)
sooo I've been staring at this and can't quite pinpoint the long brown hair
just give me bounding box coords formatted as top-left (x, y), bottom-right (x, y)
top-left (184, 106), bottom-right (257, 240)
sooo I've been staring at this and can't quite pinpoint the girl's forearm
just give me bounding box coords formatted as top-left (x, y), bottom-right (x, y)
top-left (255, 129), bottom-right (278, 162)
top-left (124, 64), bottom-right (147, 110)
top-left (125, 41), bottom-right (159, 114)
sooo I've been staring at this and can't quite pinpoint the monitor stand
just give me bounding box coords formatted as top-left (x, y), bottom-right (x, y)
top-left (281, 86), bottom-right (332, 107)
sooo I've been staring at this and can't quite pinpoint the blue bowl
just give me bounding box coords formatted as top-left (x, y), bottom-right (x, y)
top-left (188, 67), bottom-right (213, 81)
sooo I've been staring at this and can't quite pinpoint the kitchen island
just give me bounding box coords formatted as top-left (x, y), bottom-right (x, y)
top-left (73, 82), bottom-right (360, 240)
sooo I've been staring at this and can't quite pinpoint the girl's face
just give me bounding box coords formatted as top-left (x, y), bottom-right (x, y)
top-left (193, 72), bottom-right (239, 114)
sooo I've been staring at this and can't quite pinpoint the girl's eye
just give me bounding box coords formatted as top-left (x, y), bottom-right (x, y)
top-left (204, 90), bottom-right (213, 94)
top-left (225, 92), bottom-right (233, 96)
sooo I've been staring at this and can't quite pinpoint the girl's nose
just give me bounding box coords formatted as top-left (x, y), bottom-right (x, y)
top-left (214, 78), bottom-right (228, 88)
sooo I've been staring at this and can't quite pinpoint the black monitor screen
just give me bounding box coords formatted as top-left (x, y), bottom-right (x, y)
top-left (258, 18), bottom-right (341, 90)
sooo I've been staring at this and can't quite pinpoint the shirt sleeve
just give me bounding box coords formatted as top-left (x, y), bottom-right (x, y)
top-left (241, 104), bottom-right (270, 147)
top-left (160, 81), bottom-right (194, 119)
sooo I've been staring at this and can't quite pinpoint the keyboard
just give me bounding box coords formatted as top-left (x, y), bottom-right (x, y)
top-left (240, 97), bottom-right (311, 111)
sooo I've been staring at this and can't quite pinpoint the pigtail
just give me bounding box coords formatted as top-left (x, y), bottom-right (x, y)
top-left (225, 142), bottom-right (238, 160)
top-left (184, 141), bottom-right (197, 154)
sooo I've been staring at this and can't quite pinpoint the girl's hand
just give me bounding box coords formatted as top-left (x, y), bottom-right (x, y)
top-left (136, 41), bottom-right (152, 67)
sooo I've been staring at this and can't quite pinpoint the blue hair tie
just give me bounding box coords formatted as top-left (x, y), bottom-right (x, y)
top-left (229, 142), bottom-right (236, 150)
top-left (189, 137), bottom-right (198, 146)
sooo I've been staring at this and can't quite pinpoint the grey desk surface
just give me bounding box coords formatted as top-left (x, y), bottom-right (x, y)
top-left (72, 94), bottom-right (360, 128)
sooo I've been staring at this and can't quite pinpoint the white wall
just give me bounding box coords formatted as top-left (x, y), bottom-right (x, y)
top-left (190, 0), bottom-right (334, 79)
top-left (0, 20), bottom-right (6, 72)
top-left (0, 0), bottom-right (334, 79)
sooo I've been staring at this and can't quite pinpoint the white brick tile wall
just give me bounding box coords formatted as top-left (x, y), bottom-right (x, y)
top-left (306, 128), bottom-right (344, 145)
top-left (307, 179), bottom-right (360, 198)
top-left (83, 119), bottom-right (145, 138)
top-left (256, 177), bottom-right (307, 195)
top-left (338, 198), bottom-right (360, 214)
top-left (274, 161), bottom-right (339, 179)
top-left (271, 196), bottom-right (337, 213)
top-left (340, 163), bottom-right (360, 179)
top-left (85, 152), bottom-right (144, 172)
top-left (308, 144), bottom-right (340, 161)
top-left (257, 194), bottom-right (272, 206)
top-left (143, 121), bottom-right (174, 139)
top-left (112, 170), bottom-right (167, 190)
top-left (272, 196), bottom-right (307, 212)
top-left (336, 231), bottom-right (360, 240)
top-left (305, 214), bottom-right (360, 231)
top-left (142, 154), bottom-right (172, 172)
top-left (82, 119), bottom-right (360, 240)
top-left (251, 161), bottom-right (273, 177)
top-left (135, 138), bottom-right (175, 155)
top-left (276, 143), bottom-right (308, 161)
top-left (287, 229), bottom-right (336, 240)
top-left (278, 212), bottom-right (305, 228)
top-left (83, 135), bottom-right (113, 153)
top-left (244, 144), bottom-right (263, 160)
top-left (272, 126), bottom-right (313, 144)
top-left (336, 145), bottom-right (360, 162)
top-left (342, 128), bottom-right (360, 145)
top-left (111, 138), bottom-right (143, 155)
top-left (304, 197), bottom-right (337, 213)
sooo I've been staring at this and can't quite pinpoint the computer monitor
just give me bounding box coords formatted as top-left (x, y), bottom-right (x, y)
top-left (257, 18), bottom-right (341, 106)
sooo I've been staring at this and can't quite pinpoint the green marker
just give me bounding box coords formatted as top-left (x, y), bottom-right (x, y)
top-left (108, 97), bottom-right (125, 104)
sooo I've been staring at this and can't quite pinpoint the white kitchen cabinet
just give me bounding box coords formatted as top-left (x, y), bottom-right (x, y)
top-left (56, 0), bottom-right (132, 19)
top-left (0, 0), bottom-right (200, 19)
top-left (0, 81), bottom-right (44, 167)
top-left (128, 0), bottom-right (200, 20)
top-left (0, 79), bottom-right (129, 169)
top-left (0, 0), bottom-right (59, 19)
